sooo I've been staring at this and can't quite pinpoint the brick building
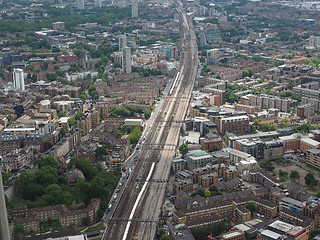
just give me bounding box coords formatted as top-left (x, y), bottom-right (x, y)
top-left (13, 198), bottom-right (100, 233)
top-left (218, 115), bottom-right (250, 135)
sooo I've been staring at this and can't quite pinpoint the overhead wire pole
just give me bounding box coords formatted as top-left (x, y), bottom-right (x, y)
top-left (0, 170), bottom-right (11, 240)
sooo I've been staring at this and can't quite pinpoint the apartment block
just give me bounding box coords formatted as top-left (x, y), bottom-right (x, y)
top-left (263, 140), bottom-right (284, 160)
top-left (300, 138), bottom-right (320, 154)
top-left (218, 115), bottom-right (250, 135)
top-left (248, 169), bottom-right (279, 189)
top-left (185, 150), bottom-right (214, 170)
top-left (306, 149), bottom-right (320, 169)
top-left (173, 179), bottom-right (194, 194)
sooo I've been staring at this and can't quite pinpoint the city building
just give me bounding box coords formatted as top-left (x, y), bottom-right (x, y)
top-left (172, 158), bottom-right (186, 173)
top-left (257, 220), bottom-right (309, 240)
top-left (248, 169), bottom-right (279, 189)
top-left (218, 115), bottom-right (250, 135)
top-left (13, 68), bottom-right (25, 92)
top-left (185, 150), bottom-right (214, 170)
top-left (173, 179), bottom-right (193, 194)
top-left (119, 35), bottom-right (127, 51)
top-left (221, 230), bottom-right (245, 240)
top-left (280, 197), bottom-right (305, 215)
top-left (122, 46), bottom-right (131, 74)
top-left (52, 22), bottom-right (66, 31)
top-left (263, 140), bottom-right (284, 160)
top-left (199, 133), bottom-right (223, 152)
top-left (132, 0), bottom-right (138, 17)
top-left (300, 138), bottom-right (320, 154)
top-left (77, 0), bottom-right (85, 9)
top-left (94, 0), bottom-right (102, 8)
top-left (306, 149), bottom-right (320, 169)
top-left (229, 148), bottom-right (255, 166)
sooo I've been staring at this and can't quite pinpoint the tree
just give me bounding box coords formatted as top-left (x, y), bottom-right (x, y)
top-left (290, 171), bottom-right (300, 182)
top-left (13, 224), bottom-right (25, 236)
top-left (179, 144), bottom-right (189, 157)
top-left (253, 119), bottom-right (259, 126)
top-left (112, 130), bottom-right (123, 138)
top-left (1, 171), bottom-right (10, 183)
top-left (213, 145), bottom-right (220, 151)
top-left (75, 111), bottom-right (84, 121)
top-left (160, 235), bottom-right (169, 240)
top-left (60, 128), bottom-right (66, 137)
top-left (35, 156), bottom-right (58, 169)
top-left (68, 118), bottom-right (77, 128)
top-left (81, 216), bottom-right (90, 226)
top-left (247, 202), bottom-right (257, 212)
top-left (158, 228), bottom-right (166, 237)
top-left (144, 110), bottom-right (151, 119)
top-left (305, 173), bottom-right (318, 187)
top-left (128, 127), bottom-right (142, 144)
top-left (44, 140), bottom-right (53, 151)
top-left (205, 189), bottom-right (210, 198)
top-left (95, 146), bottom-right (109, 158)
top-left (279, 170), bottom-right (288, 177)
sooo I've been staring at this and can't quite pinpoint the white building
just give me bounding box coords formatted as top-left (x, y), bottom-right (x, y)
top-left (13, 68), bottom-right (25, 92)
top-left (94, 0), bottom-right (102, 8)
top-left (122, 46), bottom-right (131, 74)
top-left (77, 0), bottom-right (85, 9)
top-left (132, 0), bottom-right (138, 18)
top-left (119, 35), bottom-right (127, 51)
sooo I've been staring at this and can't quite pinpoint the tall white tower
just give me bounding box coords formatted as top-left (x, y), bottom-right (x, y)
top-left (119, 35), bottom-right (127, 52)
top-left (0, 162), bottom-right (11, 240)
top-left (122, 46), bottom-right (131, 74)
top-left (13, 68), bottom-right (25, 92)
top-left (132, 0), bottom-right (138, 18)
top-left (94, 0), bottom-right (102, 8)
top-left (77, 0), bottom-right (84, 9)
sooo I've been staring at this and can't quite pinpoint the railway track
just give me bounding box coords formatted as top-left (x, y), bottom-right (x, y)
top-left (103, 1), bottom-right (198, 239)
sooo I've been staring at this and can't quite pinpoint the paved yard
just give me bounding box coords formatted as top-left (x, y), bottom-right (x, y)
top-left (275, 164), bottom-right (309, 186)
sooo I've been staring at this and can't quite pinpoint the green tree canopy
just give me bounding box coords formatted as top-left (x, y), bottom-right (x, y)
top-left (290, 171), bottom-right (300, 182)
top-left (35, 156), bottom-right (58, 169)
top-left (128, 127), bottom-right (142, 144)
top-left (305, 173), bottom-right (318, 186)
top-left (247, 202), bottom-right (257, 212)
top-left (179, 144), bottom-right (189, 157)
top-left (44, 140), bottom-right (53, 151)
top-left (95, 146), bottom-right (109, 158)
top-left (13, 224), bottom-right (25, 236)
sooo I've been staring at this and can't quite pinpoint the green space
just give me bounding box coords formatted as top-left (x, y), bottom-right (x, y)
top-left (10, 156), bottom-right (119, 215)
top-left (0, 6), bottom-right (131, 33)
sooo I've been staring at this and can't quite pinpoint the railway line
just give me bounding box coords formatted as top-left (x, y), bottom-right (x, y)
top-left (103, 1), bottom-right (198, 239)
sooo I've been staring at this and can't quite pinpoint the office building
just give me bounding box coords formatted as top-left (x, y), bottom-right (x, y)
top-left (122, 46), bottom-right (131, 74)
top-left (13, 68), bottom-right (25, 92)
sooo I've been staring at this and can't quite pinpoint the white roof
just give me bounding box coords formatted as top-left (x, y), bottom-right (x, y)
top-left (260, 230), bottom-right (281, 239)
top-left (222, 231), bottom-right (242, 238)
top-left (301, 138), bottom-right (320, 147)
top-left (279, 135), bottom-right (296, 141)
top-left (235, 224), bottom-right (250, 232)
top-left (58, 117), bottom-right (70, 123)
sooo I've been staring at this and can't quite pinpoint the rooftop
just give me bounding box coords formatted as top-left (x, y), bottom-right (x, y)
top-left (301, 137), bottom-right (320, 147)
top-left (260, 229), bottom-right (281, 240)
